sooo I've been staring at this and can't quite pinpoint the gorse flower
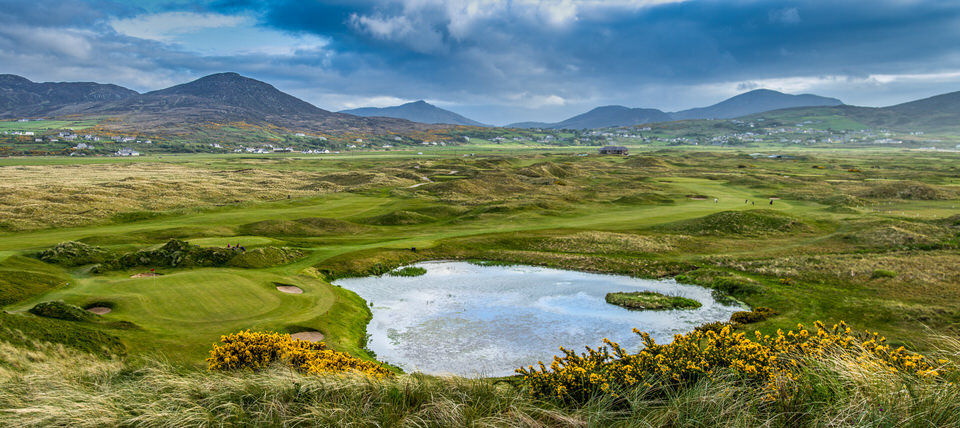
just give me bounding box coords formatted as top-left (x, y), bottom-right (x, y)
top-left (207, 331), bottom-right (392, 379)
top-left (517, 321), bottom-right (953, 404)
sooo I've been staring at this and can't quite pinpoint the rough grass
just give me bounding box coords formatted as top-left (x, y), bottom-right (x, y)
top-left (0, 256), bottom-right (70, 306)
top-left (225, 246), bottom-right (305, 268)
top-left (0, 312), bottom-right (124, 356)
top-left (0, 336), bottom-right (957, 427)
top-left (605, 291), bottom-right (702, 310)
top-left (387, 266), bottom-right (427, 277)
top-left (238, 217), bottom-right (368, 237)
top-left (661, 209), bottom-right (812, 236)
top-left (363, 210), bottom-right (437, 225)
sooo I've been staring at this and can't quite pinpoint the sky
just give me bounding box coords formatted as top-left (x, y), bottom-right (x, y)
top-left (1, 0), bottom-right (959, 125)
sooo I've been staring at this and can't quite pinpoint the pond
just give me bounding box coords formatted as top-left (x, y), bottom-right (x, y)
top-left (335, 261), bottom-right (742, 377)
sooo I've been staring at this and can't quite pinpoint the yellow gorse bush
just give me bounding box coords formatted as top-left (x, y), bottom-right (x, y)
top-left (207, 331), bottom-right (392, 379)
top-left (517, 321), bottom-right (953, 403)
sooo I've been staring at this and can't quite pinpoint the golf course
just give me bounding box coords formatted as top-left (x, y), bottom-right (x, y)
top-left (1, 146), bottom-right (958, 425)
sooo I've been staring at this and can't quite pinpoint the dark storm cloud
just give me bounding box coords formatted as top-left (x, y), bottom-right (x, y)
top-left (1, 0), bottom-right (959, 123)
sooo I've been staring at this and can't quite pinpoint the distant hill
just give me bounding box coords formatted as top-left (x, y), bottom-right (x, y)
top-left (508, 89), bottom-right (843, 129)
top-left (0, 74), bottom-right (138, 119)
top-left (3, 72), bottom-right (441, 135)
top-left (744, 90), bottom-right (960, 132)
top-left (509, 106), bottom-right (672, 129)
top-left (341, 100), bottom-right (487, 126)
top-left (670, 89), bottom-right (843, 120)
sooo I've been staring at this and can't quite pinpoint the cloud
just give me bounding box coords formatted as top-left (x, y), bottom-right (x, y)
top-left (769, 7), bottom-right (800, 24)
top-left (0, 25), bottom-right (94, 60)
top-left (0, 0), bottom-right (959, 125)
top-left (110, 12), bottom-right (250, 42)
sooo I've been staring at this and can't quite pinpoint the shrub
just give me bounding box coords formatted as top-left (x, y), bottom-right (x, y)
top-left (207, 331), bottom-right (392, 379)
top-left (694, 321), bottom-right (730, 334)
top-left (711, 276), bottom-right (760, 296)
top-left (517, 321), bottom-right (951, 405)
top-left (28, 301), bottom-right (96, 322)
top-left (731, 310), bottom-right (766, 324)
top-left (730, 307), bottom-right (777, 324)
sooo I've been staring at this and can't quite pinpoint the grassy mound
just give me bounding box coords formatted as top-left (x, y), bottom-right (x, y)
top-left (624, 156), bottom-right (673, 169)
top-left (238, 217), bottom-right (367, 237)
top-left (516, 161), bottom-right (582, 179)
top-left (363, 210), bottom-right (436, 226)
top-left (105, 239), bottom-right (235, 270)
top-left (0, 311), bottom-right (124, 355)
top-left (524, 231), bottom-right (678, 254)
top-left (839, 220), bottom-right (951, 249)
top-left (36, 239), bottom-right (306, 272)
top-left (38, 241), bottom-right (112, 266)
top-left (28, 301), bottom-right (96, 322)
top-left (605, 291), bottom-right (701, 310)
top-left (226, 247), bottom-right (305, 268)
top-left (0, 256), bottom-right (70, 306)
top-left (661, 210), bottom-right (810, 236)
top-left (861, 181), bottom-right (951, 200)
top-left (387, 266), bottom-right (427, 277)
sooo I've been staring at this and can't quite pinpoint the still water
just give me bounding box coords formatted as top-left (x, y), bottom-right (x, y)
top-left (335, 261), bottom-right (741, 377)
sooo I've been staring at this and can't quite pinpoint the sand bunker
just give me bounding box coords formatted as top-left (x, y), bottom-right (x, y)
top-left (86, 307), bottom-right (112, 315)
top-left (291, 331), bottom-right (324, 342)
top-left (131, 272), bottom-right (161, 278)
top-left (276, 285), bottom-right (303, 294)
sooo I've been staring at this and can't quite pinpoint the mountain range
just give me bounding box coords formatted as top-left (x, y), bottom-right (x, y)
top-left (742, 90), bottom-right (960, 133)
top-left (507, 89), bottom-right (844, 129)
top-left (0, 73), bottom-right (438, 135)
top-left (1, 72), bottom-right (958, 134)
top-left (340, 100), bottom-right (487, 127)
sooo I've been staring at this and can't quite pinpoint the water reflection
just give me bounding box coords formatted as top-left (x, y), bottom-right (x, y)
top-left (335, 261), bottom-right (741, 377)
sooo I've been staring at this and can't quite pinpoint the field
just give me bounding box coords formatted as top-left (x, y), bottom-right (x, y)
top-left (1, 147), bottom-right (958, 425)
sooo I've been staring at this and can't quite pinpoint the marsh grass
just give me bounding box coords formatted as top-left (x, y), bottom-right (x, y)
top-left (0, 337), bottom-right (957, 427)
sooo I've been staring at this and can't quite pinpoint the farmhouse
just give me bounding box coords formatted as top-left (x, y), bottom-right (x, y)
top-left (116, 148), bottom-right (140, 156)
top-left (598, 146), bottom-right (628, 155)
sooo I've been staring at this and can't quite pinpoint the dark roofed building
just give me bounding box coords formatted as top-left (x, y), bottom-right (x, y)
top-left (598, 145), bottom-right (628, 155)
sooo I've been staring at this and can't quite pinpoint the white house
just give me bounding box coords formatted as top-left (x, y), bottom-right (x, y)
top-left (116, 148), bottom-right (140, 156)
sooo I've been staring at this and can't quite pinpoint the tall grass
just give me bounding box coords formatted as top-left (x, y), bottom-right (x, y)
top-left (1, 336), bottom-right (957, 427)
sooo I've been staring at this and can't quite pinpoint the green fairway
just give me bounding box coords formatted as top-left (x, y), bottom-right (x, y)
top-left (0, 148), bottom-right (957, 366)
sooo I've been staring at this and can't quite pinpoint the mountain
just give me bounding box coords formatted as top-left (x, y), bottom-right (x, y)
top-left (670, 89), bottom-right (843, 120)
top-left (745, 90), bottom-right (960, 132)
top-left (507, 89), bottom-right (842, 129)
top-left (28, 73), bottom-right (440, 135)
top-left (509, 106), bottom-right (672, 129)
top-left (0, 74), bottom-right (138, 119)
top-left (341, 100), bottom-right (487, 126)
